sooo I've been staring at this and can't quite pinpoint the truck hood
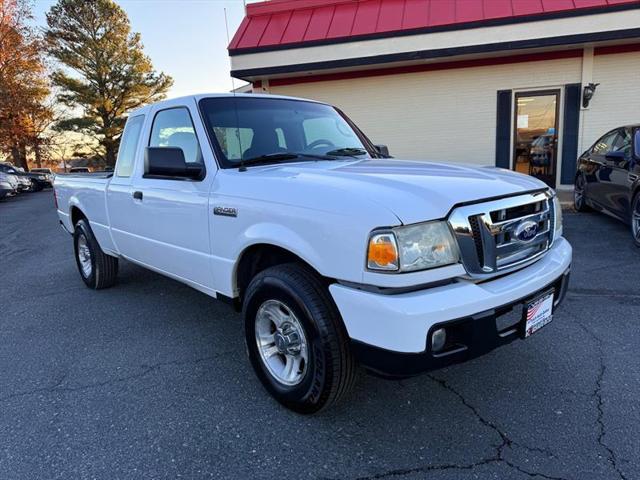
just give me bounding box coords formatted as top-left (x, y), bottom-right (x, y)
top-left (263, 159), bottom-right (549, 225)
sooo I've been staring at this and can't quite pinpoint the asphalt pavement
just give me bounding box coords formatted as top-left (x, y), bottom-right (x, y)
top-left (1, 191), bottom-right (638, 480)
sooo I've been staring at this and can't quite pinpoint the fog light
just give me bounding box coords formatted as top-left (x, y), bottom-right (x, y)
top-left (431, 328), bottom-right (447, 353)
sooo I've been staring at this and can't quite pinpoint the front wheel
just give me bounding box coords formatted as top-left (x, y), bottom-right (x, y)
top-left (574, 174), bottom-right (590, 212)
top-left (243, 263), bottom-right (357, 414)
top-left (73, 219), bottom-right (119, 289)
top-left (631, 193), bottom-right (640, 248)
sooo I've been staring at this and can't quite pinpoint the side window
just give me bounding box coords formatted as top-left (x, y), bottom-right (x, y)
top-left (635, 130), bottom-right (640, 158)
top-left (116, 115), bottom-right (144, 177)
top-left (615, 128), bottom-right (632, 159)
top-left (592, 131), bottom-right (618, 155)
top-left (149, 107), bottom-right (203, 164)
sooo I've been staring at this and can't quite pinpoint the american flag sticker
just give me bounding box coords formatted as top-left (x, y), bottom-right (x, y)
top-left (525, 292), bottom-right (554, 338)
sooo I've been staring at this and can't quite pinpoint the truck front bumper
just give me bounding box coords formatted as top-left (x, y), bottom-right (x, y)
top-left (329, 237), bottom-right (572, 377)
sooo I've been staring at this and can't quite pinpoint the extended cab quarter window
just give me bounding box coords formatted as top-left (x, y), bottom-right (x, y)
top-left (116, 115), bottom-right (144, 177)
top-left (149, 107), bottom-right (203, 165)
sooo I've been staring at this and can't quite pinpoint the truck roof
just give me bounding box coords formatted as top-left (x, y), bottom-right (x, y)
top-left (128, 92), bottom-right (324, 117)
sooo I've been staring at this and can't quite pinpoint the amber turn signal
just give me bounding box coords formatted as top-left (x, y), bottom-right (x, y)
top-left (367, 233), bottom-right (399, 271)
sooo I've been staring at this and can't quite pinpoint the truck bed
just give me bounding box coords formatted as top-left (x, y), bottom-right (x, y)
top-left (54, 174), bottom-right (113, 253)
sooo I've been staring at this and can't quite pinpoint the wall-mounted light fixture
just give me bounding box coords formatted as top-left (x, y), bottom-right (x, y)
top-left (582, 82), bottom-right (600, 108)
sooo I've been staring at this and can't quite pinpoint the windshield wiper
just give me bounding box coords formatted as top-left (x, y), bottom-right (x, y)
top-left (325, 147), bottom-right (368, 158)
top-left (241, 153), bottom-right (300, 168)
top-left (240, 151), bottom-right (340, 170)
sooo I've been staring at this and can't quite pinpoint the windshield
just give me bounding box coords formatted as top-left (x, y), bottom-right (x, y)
top-left (199, 97), bottom-right (371, 168)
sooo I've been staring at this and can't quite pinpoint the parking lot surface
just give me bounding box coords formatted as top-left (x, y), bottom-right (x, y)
top-left (1, 191), bottom-right (639, 480)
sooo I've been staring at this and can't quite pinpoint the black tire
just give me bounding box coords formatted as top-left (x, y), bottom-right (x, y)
top-left (574, 174), bottom-right (590, 212)
top-left (31, 181), bottom-right (43, 192)
top-left (243, 263), bottom-right (357, 414)
top-left (73, 218), bottom-right (119, 289)
top-left (631, 193), bottom-right (640, 248)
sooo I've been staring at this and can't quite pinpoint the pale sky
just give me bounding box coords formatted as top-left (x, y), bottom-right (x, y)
top-left (33, 0), bottom-right (254, 98)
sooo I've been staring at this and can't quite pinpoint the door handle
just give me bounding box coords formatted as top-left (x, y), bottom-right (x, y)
top-left (133, 191), bottom-right (143, 200)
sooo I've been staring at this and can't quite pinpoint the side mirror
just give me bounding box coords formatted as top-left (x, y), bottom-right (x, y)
top-left (145, 147), bottom-right (204, 179)
top-left (374, 144), bottom-right (390, 157)
top-left (605, 150), bottom-right (626, 163)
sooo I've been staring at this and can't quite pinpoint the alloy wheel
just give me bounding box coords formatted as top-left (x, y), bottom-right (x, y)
top-left (255, 299), bottom-right (308, 386)
top-left (633, 196), bottom-right (640, 242)
top-left (77, 234), bottom-right (92, 277)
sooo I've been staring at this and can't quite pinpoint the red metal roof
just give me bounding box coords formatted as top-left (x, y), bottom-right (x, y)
top-left (229, 0), bottom-right (640, 53)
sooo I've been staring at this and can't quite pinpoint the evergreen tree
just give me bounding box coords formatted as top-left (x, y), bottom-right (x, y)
top-left (45, 0), bottom-right (173, 165)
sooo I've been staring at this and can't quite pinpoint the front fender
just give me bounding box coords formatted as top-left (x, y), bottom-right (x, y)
top-left (236, 222), bottom-right (327, 276)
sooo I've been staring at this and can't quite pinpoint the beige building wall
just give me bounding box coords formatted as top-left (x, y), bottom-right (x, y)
top-left (270, 57), bottom-right (583, 173)
top-left (581, 51), bottom-right (640, 153)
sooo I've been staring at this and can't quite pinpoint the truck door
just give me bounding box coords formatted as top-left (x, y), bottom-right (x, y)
top-left (124, 98), bottom-right (216, 291)
top-left (107, 114), bottom-right (146, 254)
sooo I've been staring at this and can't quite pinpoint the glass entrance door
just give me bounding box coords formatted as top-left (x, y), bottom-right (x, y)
top-left (513, 90), bottom-right (560, 187)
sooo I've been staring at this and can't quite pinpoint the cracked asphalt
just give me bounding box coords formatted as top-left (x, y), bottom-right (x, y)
top-left (1, 191), bottom-right (639, 480)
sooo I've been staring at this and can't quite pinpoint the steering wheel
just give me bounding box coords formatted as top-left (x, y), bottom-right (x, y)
top-left (307, 139), bottom-right (336, 150)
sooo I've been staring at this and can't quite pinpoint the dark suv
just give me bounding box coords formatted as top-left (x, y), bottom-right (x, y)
top-left (574, 125), bottom-right (640, 246)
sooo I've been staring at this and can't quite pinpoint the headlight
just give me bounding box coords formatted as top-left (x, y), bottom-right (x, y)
top-left (367, 221), bottom-right (459, 273)
top-left (553, 195), bottom-right (563, 238)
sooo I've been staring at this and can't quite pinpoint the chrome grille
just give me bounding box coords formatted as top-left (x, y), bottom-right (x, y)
top-left (448, 190), bottom-right (554, 278)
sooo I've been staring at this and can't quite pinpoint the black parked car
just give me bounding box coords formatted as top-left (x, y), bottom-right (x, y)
top-left (574, 125), bottom-right (640, 246)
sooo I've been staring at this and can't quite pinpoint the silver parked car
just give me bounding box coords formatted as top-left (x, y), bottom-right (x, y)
top-left (0, 164), bottom-right (32, 192)
top-left (0, 172), bottom-right (17, 199)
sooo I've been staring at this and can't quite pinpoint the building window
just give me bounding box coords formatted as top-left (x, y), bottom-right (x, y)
top-left (513, 90), bottom-right (560, 187)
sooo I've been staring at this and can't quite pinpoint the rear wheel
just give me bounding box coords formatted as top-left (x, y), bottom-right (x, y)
top-left (631, 193), bottom-right (640, 248)
top-left (243, 263), bottom-right (357, 414)
top-left (574, 174), bottom-right (590, 212)
top-left (73, 219), bottom-right (119, 289)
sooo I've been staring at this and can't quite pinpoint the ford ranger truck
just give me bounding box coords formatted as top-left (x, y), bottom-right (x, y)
top-left (54, 94), bottom-right (572, 413)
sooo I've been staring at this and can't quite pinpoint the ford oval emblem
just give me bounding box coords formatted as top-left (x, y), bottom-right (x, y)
top-left (515, 220), bottom-right (538, 242)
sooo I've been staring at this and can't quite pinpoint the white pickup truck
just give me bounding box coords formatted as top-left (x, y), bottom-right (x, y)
top-left (55, 93), bottom-right (572, 413)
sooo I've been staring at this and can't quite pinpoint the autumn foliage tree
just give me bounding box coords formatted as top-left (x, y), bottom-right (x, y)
top-left (0, 0), bottom-right (52, 170)
top-left (45, 0), bottom-right (173, 166)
